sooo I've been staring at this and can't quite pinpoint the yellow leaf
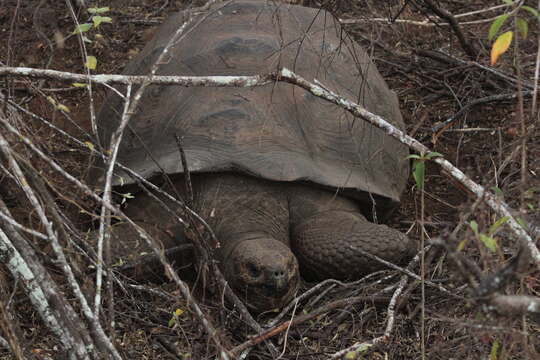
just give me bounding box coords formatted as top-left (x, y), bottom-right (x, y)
top-left (57, 104), bottom-right (71, 113)
top-left (84, 141), bottom-right (95, 151)
top-left (46, 96), bottom-right (57, 106)
top-left (490, 31), bottom-right (513, 65)
top-left (85, 55), bottom-right (97, 70)
top-left (168, 309), bottom-right (185, 328)
top-left (72, 83), bottom-right (87, 87)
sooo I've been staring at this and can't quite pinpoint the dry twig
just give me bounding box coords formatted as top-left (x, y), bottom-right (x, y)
top-left (330, 276), bottom-right (408, 359)
top-left (1, 65), bottom-right (537, 264)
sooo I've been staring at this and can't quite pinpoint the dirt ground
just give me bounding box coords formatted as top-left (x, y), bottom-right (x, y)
top-left (1, 0), bottom-right (540, 359)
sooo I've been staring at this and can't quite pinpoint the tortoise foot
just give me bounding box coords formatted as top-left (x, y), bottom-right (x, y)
top-left (291, 210), bottom-right (414, 281)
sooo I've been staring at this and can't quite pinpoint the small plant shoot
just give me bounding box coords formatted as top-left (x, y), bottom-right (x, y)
top-left (465, 217), bottom-right (509, 252)
top-left (407, 152), bottom-right (443, 190)
top-left (71, 7), bottom-right (112, 72)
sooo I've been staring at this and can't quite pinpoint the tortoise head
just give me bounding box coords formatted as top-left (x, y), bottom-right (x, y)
top-left (222, 233), bottom-right (299, 312)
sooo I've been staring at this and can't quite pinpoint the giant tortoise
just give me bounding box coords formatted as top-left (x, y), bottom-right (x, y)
top-left (94, 0), bottom-right (413, 312)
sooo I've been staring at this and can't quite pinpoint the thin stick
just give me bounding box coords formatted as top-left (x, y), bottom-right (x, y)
top-left (432, 90), bottom-right (533, 134)
top-left (3, 65), bottom-right (537, 263)
top-left (3, 62), bottom-right (538, 263)
top-left (420, 186), bottom-right (426, 359)
top-left (348, 245), bottom-right (459, 298)
top-left (175, 135), bottom-right (194, 208)
top-left (329, 276), bottom-right (408, 359)
top-left (0, 132), bottom-right (121, 359)
top-left (229, 295), bottom-right (389, 357)
top-left (0, 116), bottom-right (230, 360)
top-left (339, 3), bottom-right (511, 26)
top-left (419, 0), bottom-right (477, 58)
top-left (532, 1), bottom-right (540, 117)
top-left (275, 68), bottom-right (540, 266)
top-left (0, 66), bottom-right (275, 87)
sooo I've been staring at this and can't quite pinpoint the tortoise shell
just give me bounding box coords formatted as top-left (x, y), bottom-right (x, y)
top-left (96, 0), bottom-right (409, 213)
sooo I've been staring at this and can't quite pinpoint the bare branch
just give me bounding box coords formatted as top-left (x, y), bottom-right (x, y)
top-left (418, 0), bottom-right (478, 58)
top-left (0, 220), bottom-right (94, 359)
top-left (0, 131), bottom-right (121, 359)
top-left (340, 3), bottom-right (511, 27)
top-left (330, 276), bottom-right (408, 359)
top-left (488, 295), bottom-right (540, 316)
top-left (276, 68), bottom-right (540, 267)
top-left (2, 64), bottom-right (537, 266)
top-left (0, 66), bottom-right (274, 87)
top-left (230, 295), bottom-right (390, 357)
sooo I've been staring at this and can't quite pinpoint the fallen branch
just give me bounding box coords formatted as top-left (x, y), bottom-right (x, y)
top-left (0, 336), bottom-right (9, 349)
top-left (432, 90), bottom-right (534, 134)
top-left (330, 276), bottom-right (408, 359)
top-left (340, 3), bottom-right (511, 27)
top-left (0, 293), bottom-right (24, 358)
top-left (431, 236), bottom-right (540, 318)
top-left (2, 65), bottom-right (537, 266)
top-left (275, 68), bottom-right (540, 267)
top-left (266, 271), bottom-right (391, 328)
top-left (229, 295), bottom-right (389, 357)
top-left (0, 116), bottom-right (231, 360)
top-left (0, 66), bottom-right (274, 87)
top-left (0, 218), bottom-right (96, 359)
top-left (488, 295), bottom-right (540, 316)
top-left (415, 49), bottom-right (534, 90)
top-left (417, 0), bottom-right (477, 58)
top-left (0, 132), bottom-right (121, 359)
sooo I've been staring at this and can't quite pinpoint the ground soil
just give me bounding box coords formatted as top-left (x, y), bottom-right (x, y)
top-left (1, 0), bottom-right (539, 359)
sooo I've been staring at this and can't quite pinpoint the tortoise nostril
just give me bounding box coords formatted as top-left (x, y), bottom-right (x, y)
top-left (272, 270), bottom-right (285, 280)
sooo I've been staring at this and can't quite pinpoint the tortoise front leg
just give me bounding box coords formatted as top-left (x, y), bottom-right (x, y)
top-left (288, 186), bottom-right (414, 280)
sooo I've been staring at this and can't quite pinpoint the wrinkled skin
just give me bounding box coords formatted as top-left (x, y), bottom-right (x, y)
top-left (110, 173), bottom-right (414, 312)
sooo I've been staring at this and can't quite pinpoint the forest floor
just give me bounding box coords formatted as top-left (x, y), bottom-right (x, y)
top-left (1, 0), bottom-right (539, 359)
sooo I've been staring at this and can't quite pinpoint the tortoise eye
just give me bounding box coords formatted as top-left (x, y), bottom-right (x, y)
top-left (247, 262), bottom-right (261, 278)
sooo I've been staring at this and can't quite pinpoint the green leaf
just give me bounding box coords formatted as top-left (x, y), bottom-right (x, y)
top-left (488, 216), bottom-right (509, 236)
top-left (522, 6), bottom-right (540, 20)
top-left (516, 18), bottom-right (528, 39)
top-left (516, 217), bottom-right (529, 231)
top-left (88, 7), bottom-right (110, 14)
top-left (406, 154), bottom-right (422, 160)
top-left (412, 160), bottom-right (425, 190)
top-left (480, 234), bottom-right (498, 252)
top-left (469, 220), bottom-right (479, 236)
top-left (72, 23), bottom-right (93, 34)
top-left (85, 55), bottom-right (97, 70)
top-left (491, 31), bottom-right (513, 65)
top-left (501, 0), bottom-right (513, 5)
top-left (490, 340), bottom-right (499, 360)
top-left (489, 14), bottom-right (509, 40)
top-left (457, 238), bottom-right (468, 251)
top-left (92, 16), bottom-right (113, 28)
top-left (491, 186), bottom-right (504, 197)
top-left (425, 151), bottom-right (443, 159)
top-left (72, 82), bottom-right (87, 87)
